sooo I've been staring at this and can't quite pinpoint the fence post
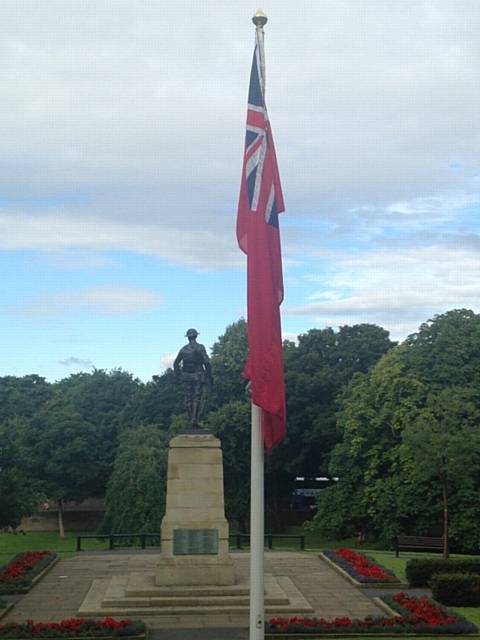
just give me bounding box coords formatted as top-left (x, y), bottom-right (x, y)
top-left (76, 536), bottom-right (81, 552)
top-left (300, 535), bottom-right (305, 551)
top-left (236, 534), bottom-right (241, 549)
top-left (267, 534), bottom-right (273, 550)
top-left (141, 534), bottom-right (146, 549)
top-left (109, 535), bottom-right (114, 550)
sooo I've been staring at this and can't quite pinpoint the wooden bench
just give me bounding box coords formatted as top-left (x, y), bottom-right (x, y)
top-left (395, 535), bottom-right (443, 557)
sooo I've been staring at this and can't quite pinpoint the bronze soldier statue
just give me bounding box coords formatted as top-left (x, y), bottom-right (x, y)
top-left (173, 328), bottom-right (212, 429)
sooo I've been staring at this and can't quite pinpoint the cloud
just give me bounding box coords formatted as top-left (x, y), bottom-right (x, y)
top-left (287, 242), bottom-right (480, 339)
top-left (0, 213), bottom-right (242, 269)
top-left (58, 356), bottom-right (93, 368)
top-left (0, 0), bottom-right (479, 253)
top-left (20, 284), bottom-right (162, 316)
top-left (159, 353), bottom-right (176, 371)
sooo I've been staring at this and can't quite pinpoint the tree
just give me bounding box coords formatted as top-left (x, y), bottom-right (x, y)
top-left (207, 401), bottom-right (251, 531)
top-left (121, 369), bottom-right (181, 429)
top-left (100, 425), bottom-right (168, 533)
top-left (209, 319), bottom-right (248, 408)
top-left (0, 419), bottom-right (39, 528)
top-left (312, 310), bottom-right (480, 550)
top-left (22, 397), bottom-right (107, 537)
top-left (55, 369), bottom-right (141, 489)
top-left (282, 323), bottom-right (394, 477)
top-left (402, 387), bottom-right (480, 558)
top-left (0, 375), bottom-right (52, 421)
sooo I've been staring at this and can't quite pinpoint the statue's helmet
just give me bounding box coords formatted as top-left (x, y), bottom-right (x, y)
top-left (185, 328), bottom-right (199, 337)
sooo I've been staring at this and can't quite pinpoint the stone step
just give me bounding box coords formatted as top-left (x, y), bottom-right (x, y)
top-left (84, 602), bottom-right (314, 616)
top-left (125, 572), bottom-right (250, 597)
top-left (78, 574), bottom-right (314, 617)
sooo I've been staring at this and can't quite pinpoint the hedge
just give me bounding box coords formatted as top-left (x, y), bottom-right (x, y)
top-left (406, 558), bottom-right (480, 587)
top-left (431, 572), bottom-right (480, 606)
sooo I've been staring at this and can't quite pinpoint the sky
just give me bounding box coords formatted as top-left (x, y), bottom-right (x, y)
top-left (1, 0), bottom-right (479, 382)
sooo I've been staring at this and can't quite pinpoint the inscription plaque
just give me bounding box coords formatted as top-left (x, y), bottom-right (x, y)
top-left (173, 528), bottom-right (218, 555)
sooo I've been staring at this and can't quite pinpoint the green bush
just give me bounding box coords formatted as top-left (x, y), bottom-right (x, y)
top-left (431, 572), bottom-right (480, 606)
top-left (407, 558), bottom-right (480, 587)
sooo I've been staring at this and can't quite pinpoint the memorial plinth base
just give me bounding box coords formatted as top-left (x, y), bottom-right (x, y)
top-left (156, 433), bottom-right (235, 586)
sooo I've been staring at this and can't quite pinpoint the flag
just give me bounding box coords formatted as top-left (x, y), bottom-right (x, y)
top-left (236, 27), bottom-right (286, 451)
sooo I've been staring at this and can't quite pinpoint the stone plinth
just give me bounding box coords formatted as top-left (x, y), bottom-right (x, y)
top-left (156, 433), bottom-right (235, 586)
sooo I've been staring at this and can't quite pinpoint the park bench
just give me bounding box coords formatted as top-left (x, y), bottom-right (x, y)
top-left (395, 535), bottom-right (443, 557)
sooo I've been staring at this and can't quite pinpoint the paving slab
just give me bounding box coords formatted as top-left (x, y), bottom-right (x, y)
top-left (4, 551), bottom-right (385, 629)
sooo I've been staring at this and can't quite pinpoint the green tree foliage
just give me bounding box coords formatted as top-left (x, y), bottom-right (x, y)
top-left (313, 310), bottom-right (480, 550)
top-left (401, 387), bottom-right (480, 556)
top-left (0, 375), bottom-right (52, 421)
top-left (207, 401), bottom-right (250, 531)
top-left (56, 369), bottom-right (141, 488)
top-left (210, 319), bottom-right (248, 407)
top-left (121, 369), bottom-right (181, 429)
top-left (100, 425), bottom-right (168, 533)
top-left (282, 324), bottom-right (394, 477)
top-left (0, 419), bottom-right (39, 528)
top-left (21, 396), bottom-right (106, 536)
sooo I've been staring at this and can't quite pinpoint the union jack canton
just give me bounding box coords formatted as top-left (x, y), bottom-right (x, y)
top-left (243, 31), bottom-right (284, 230)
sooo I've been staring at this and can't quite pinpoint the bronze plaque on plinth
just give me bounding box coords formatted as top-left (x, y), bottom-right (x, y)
top-left (173, 528), bottom-right (218, 555)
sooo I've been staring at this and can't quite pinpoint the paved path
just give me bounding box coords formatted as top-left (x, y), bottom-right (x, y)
top-left (4, 551), bottom-right (385, 631)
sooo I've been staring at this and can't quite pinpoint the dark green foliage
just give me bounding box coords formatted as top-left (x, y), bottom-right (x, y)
top-left (209, 319), bottom-right (248, 407)
top-left (431, 572), bottom-right (480, 606)
top-left (312, 309), bottom-right (480, 548)
top-left (0, 375), bottom-right (52, 421)
top-left (282, 324), bottom-right (394, 477)
top-left (121, 369), bottom-right (181, 428)
top-left (406, 557), bottom-right (480, 587)
top-left (22, 397), bottom-right (108, 504)
top-left (100, 425), bottom-right (168, 534)
top-left (207, 401), bottom-right (250, 531)
top-left (402, 308), bottom-right (480, 388)
top-left (0, 420), bottom-right (39, 528)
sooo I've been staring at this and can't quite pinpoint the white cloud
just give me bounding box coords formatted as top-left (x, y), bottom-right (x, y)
top-left (288, 243), bottom-right (480, 339)
top-left (0, 213), bottom-right (242, 269)
top-left (58, 356), bottom-right (94, 368)
top-left (20, 284), bottom-right (162, 316)
top-left (159, 353), bottom-right (176, 371)
top-left (0, 0), bottom-right (479, 240)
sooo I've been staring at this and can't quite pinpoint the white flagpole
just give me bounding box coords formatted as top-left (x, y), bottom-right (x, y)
top-left (250, 402), bottom-right (264, 640)
top-left (250, 11), bottom-right (268, 640)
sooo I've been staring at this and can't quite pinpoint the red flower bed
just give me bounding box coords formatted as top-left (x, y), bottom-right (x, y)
top-left (0, 552), bottom-right (50, 584)
top-left (0, 617), bottom-right (145, 638)
top-left (392, 591), bottom-right (458, 625)
top-left (0, 552), bottom-right (57, 594)
top-left (323, 548), bottom-right (398, 582)
top-left (266, 592), bottom-right (478, 635)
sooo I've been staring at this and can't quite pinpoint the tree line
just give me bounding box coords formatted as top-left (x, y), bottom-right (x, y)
top-left (1, 309), bottom-right (479, 552)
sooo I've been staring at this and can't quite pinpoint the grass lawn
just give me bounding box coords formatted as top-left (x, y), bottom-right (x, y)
top-left (0, 531), bottom-right (112, 565)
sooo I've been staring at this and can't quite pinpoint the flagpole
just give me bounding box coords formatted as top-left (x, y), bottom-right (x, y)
top-left (249, 13), bottom-right (268, 639)
top-left (250, 401), bottom-right (264, 640)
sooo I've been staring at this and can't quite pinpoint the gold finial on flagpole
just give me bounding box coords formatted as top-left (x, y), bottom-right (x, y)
top-left (252, 9), bottom-right (268, 27)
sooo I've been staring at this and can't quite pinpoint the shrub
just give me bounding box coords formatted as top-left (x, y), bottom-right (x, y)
top-left (431, 573), bottom-right (480, 606)
top-left (406, 558), bottom-right (480, 587)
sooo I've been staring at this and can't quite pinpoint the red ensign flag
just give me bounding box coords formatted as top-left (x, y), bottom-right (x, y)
top-left (236, 29), bottom-right (286, 451)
